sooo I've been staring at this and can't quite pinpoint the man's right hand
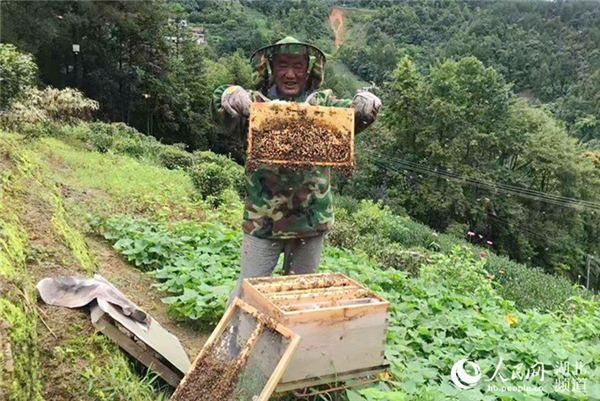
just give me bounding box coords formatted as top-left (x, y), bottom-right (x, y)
top-left (221, 85), bottom-right (252, 118)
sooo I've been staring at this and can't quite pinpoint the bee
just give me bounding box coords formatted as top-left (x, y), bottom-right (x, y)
top-left (249, 113), bottom-right (354, 172)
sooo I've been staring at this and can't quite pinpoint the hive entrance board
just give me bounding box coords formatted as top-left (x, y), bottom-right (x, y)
top-left (170, 298), bottom-right (300, 401)
top-left (247, 102), bottom-right (354, 171)
top-left (241, 273), bottom-right (390, 391)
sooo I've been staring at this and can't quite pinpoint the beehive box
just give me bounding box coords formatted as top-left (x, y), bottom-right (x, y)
top-left (241, 272), bottom-right (389, 390)
top-left (247, 102), bottom-right (355, 171)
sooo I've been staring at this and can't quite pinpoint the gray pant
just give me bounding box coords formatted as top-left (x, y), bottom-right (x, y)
top-left (228, 233), bottom-right (325, 305)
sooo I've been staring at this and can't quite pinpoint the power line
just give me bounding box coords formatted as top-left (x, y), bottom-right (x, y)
top-left (363, 152), bottom-right (600, 212)
top-left (360, 151), bottom-right (600, 287)
top-left (367, 152), bottom-right (600, 209)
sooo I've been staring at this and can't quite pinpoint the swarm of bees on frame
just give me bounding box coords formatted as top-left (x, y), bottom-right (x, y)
top-left (247, 113), bottom-right (354, 175)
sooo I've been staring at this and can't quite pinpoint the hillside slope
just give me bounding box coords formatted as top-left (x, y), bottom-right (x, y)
top-left (0, 134), bottom-right (209, 401)
top-left (1, 127), bottom-right (599, 401)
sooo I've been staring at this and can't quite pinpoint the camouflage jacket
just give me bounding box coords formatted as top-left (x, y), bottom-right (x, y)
top-left (212, 85), bottom-right (354, 240)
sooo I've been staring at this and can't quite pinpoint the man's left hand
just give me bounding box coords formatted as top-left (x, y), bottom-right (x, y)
top-left (352, 90), bottom-right (382, 125)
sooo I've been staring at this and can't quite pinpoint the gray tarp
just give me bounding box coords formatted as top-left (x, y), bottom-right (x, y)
top-left (36, 274), bottom-right (149, 326)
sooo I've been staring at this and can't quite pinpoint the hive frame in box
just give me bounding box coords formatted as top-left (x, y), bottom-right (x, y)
top-left (170, 298), bottom-right (300, 401)
top-left (241, 272), bottom-right (390, 392)
top-left (247, 101), bottom-right (355, 168)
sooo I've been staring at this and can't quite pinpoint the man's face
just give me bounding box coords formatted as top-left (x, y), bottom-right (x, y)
top-left (272, 53), bottom-right (309, 98)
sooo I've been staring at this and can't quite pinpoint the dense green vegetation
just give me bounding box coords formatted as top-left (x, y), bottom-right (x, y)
top-left (1, 1), bottom-right (600, 400)
top-left (342, 56), bottom-right (600, 280)
top-left (2, 87), bottom-right (599, 400)
top-left (2, 0), bottom-right (598, 282)
top-left (337, 1), bottom-right (600, 141)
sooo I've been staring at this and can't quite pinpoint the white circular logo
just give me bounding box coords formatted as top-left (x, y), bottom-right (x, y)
top-left (450, 359), bottom-right (482, 389)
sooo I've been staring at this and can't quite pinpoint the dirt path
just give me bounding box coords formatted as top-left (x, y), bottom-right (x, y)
top-left (329, 6), bottom-right (346, 48)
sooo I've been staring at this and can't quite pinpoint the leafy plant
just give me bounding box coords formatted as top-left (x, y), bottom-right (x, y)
top-left (158, 146), bottom-right (196, 170)
top-left (0, 44), bottom-right (37, 109)
top-left (93, 216), bottom-right (241, 323)
top-left (96, 216), bottom-right (600, 400)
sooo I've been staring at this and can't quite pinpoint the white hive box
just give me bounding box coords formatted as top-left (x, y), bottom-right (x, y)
top-left (241, 272), bottom-right (389, 391)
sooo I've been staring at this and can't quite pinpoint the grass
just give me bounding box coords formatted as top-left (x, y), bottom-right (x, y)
top-left (56, 332), bottom-right (170, 401)
top-left (0, 132), bottom-right (175, 401)
top-left (0, 299), bottom-right (44, 401)
top-left (0, 187), bottom-right (27, 279)
top-left (0, 134), bottom-right (43, 401)
top-left (51, 193), bottom-right (97, 273)
top-left (36, 137), bottom-right (206, 220)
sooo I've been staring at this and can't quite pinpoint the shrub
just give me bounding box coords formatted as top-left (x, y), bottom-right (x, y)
top-left (0, 44), bottom-right (37, 109)
top-left (1, 87), bottom-right (98, 134)
top-left (190, 150), bottom-right (245, 196)
top-left (350, 199), bottom-right (394, 237)
top-left (375, 243), bottom-right (432, 276)
top-left (333, 194), bottom-right (361, 214)
top-left (86, 126), bottom-right (113, 153)
top-left (484, 254), bottom-right (578, 311)
top-left (189, 162), bottom-right (234, 200)
top-left (158, 146), bottom-right (196, 170)
top-left (112, 130), bottom-right (161, 159)
top-left (326, 208), bottom-right (359, 249)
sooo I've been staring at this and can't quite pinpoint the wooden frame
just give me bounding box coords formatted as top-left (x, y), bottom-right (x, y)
top-left (274, 363), bottom-right (390, 393)
top-left (247, 101), bottom-right (355, 168)
top-left (170, 298), bottom-right (300, 401)
top-left (90, 305), bottom-right (185, 387)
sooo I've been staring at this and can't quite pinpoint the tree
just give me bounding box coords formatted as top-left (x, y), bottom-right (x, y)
top-left (0, 44), bottom-right (37, 108)
top-left (345, 55), bottom-right (600, 277)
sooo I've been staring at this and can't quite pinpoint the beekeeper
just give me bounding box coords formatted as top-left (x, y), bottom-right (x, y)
top-left (212, 37), bottom-right (381, 303)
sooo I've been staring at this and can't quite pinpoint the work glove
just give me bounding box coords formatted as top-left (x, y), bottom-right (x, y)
top-left (221, 85), bottom-right (252, 118)
top-left (352, 90), bottom-right (382, 125)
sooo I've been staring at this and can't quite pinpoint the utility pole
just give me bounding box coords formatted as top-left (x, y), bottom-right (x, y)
top-left (586, 254), bottom-right (591, 289)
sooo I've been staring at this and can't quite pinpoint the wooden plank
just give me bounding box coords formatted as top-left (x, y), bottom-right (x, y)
top-left (233, 298), bottom-right (295, 339)
top-left (249, 159), bottom-right (352, 167)
top-left (95, 299), bottom-right (190, 374)
top-left (266, 286), bottom-right (363, 300)
top-left (269, 288), bottom-right (373, 304)
top-left (275, 363), bottom-right (389, 393)
top-left (248, 272), bottom-right (344, 284)
top-left (282, 311), bottom-right (388, 382)
top-left (278, 297), bottom-right (383, 312)
top-left (249, 273), bottom-right (357, 294)
top-left (241, 281), bottom-right (283, 320)
top-left (281, 300), bottom-right (389, 325)
top-left (92, 312), bottom-right (183, 387)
